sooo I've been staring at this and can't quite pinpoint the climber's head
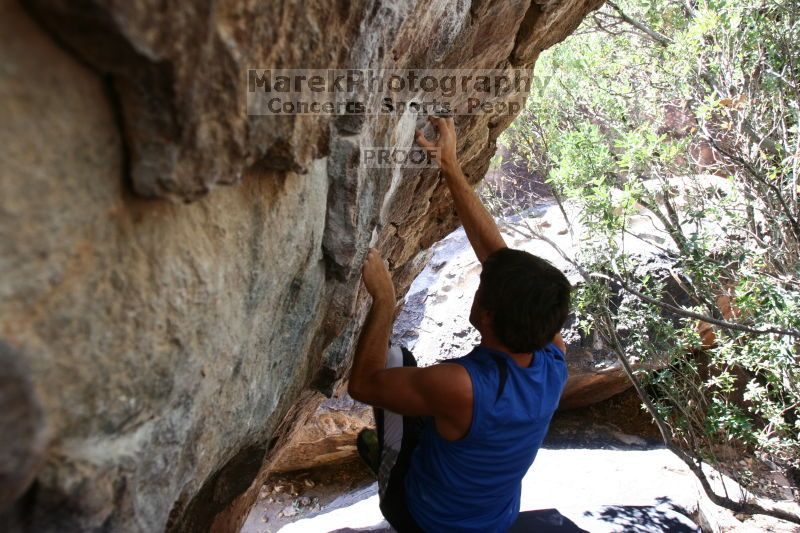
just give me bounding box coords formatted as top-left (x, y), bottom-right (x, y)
top-left (469, 248), bottom-right (571, 353)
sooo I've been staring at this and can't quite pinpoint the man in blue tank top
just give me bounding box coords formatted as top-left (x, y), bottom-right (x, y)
top-left (348, 116), bottom-right (572, 532)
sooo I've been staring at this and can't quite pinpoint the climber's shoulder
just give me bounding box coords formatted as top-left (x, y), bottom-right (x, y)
top-left (416, 362), bottom-right (473, 411)
top-left (413, 362), bottom-right (473, 440)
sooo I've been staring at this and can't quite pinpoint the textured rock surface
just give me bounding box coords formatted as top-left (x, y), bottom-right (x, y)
top-left (270, 397), bottom-right (373, 474)
top-left (0, 0), bottom-right (603, 531)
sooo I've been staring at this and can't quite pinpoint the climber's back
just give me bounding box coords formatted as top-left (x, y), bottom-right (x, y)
top-left (404, 342), bottom-right (567, 531)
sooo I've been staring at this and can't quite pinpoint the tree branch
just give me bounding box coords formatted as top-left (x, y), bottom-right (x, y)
top-left (605, 1), bottom-right (673, 46)
top-left (590, 272), bottom-right (800, 338)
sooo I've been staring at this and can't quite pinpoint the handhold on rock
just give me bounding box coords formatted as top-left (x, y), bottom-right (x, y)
top-left (334, 111), bottom-right (366, 135)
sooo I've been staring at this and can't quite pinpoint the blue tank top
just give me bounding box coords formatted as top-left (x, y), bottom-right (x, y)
top-left (404, 343), bottom-right (568, 532)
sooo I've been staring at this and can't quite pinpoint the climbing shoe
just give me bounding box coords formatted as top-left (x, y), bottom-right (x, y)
top-left (356, 428), bottom-right (380, 477)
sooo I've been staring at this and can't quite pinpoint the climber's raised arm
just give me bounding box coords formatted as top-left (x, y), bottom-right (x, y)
top-left (415, 117), bottom-right (506, 263)
top-left (348, 249), bottom-right (472, 435)
top-left (349, 248), bottom-right (396, 401)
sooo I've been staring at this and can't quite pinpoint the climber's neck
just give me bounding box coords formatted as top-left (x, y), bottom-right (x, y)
top-left (478, 334), bottom-right (532, 368)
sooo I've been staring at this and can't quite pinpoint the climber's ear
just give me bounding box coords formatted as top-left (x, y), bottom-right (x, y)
top-left (469, 285), bottom-right (489, 332)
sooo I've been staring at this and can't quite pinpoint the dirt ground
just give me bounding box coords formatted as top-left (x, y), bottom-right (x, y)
top-left (241, 459), bottom-right (375, 533)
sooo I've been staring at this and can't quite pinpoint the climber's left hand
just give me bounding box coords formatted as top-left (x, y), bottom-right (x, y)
top-left (362, 248), bottom-right (395, 304)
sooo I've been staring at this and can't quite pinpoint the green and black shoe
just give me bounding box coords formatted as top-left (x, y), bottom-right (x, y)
top-left (356, 428), bottom-right (380, 477)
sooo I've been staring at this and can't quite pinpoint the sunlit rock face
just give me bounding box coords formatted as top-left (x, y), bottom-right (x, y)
top-left (0, 0), bottom-right (603, 531)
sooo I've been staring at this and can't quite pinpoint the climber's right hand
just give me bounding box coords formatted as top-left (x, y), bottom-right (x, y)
top-left (415, 116), bottom-right (458, 177)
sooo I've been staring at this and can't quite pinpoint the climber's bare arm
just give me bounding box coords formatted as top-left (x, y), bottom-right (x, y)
top-left (348, 249), bottom-right (396, 401)
top-left (348, 249), bottom-right (473, 439)
top-left (353, 363), bottom-right (473, 440)
top-left (416, 117), bottom-right (506, 263)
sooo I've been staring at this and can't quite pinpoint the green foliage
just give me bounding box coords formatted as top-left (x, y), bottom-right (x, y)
top-left (492, 0), bottom-right (800, 496)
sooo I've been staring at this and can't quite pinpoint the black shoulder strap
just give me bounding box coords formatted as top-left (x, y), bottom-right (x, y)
top-left (490, 354), bottom-right (508, 402)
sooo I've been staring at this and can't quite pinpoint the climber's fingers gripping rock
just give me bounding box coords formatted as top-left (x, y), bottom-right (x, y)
top-left (415, 116), bottom-right (458, 176)
top-left (362, 248), bottom-right (395, 303)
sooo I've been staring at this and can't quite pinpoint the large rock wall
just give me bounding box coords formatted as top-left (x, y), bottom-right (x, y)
top-left (0, 0), bottom-right (603, 531)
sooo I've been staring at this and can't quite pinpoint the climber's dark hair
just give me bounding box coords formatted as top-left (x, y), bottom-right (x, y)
top-left (477, 248), bottom-right (571, 353)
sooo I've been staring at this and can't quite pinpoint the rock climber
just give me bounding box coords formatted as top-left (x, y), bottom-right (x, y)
top-left (347, 116), bottom-right (572, 532)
